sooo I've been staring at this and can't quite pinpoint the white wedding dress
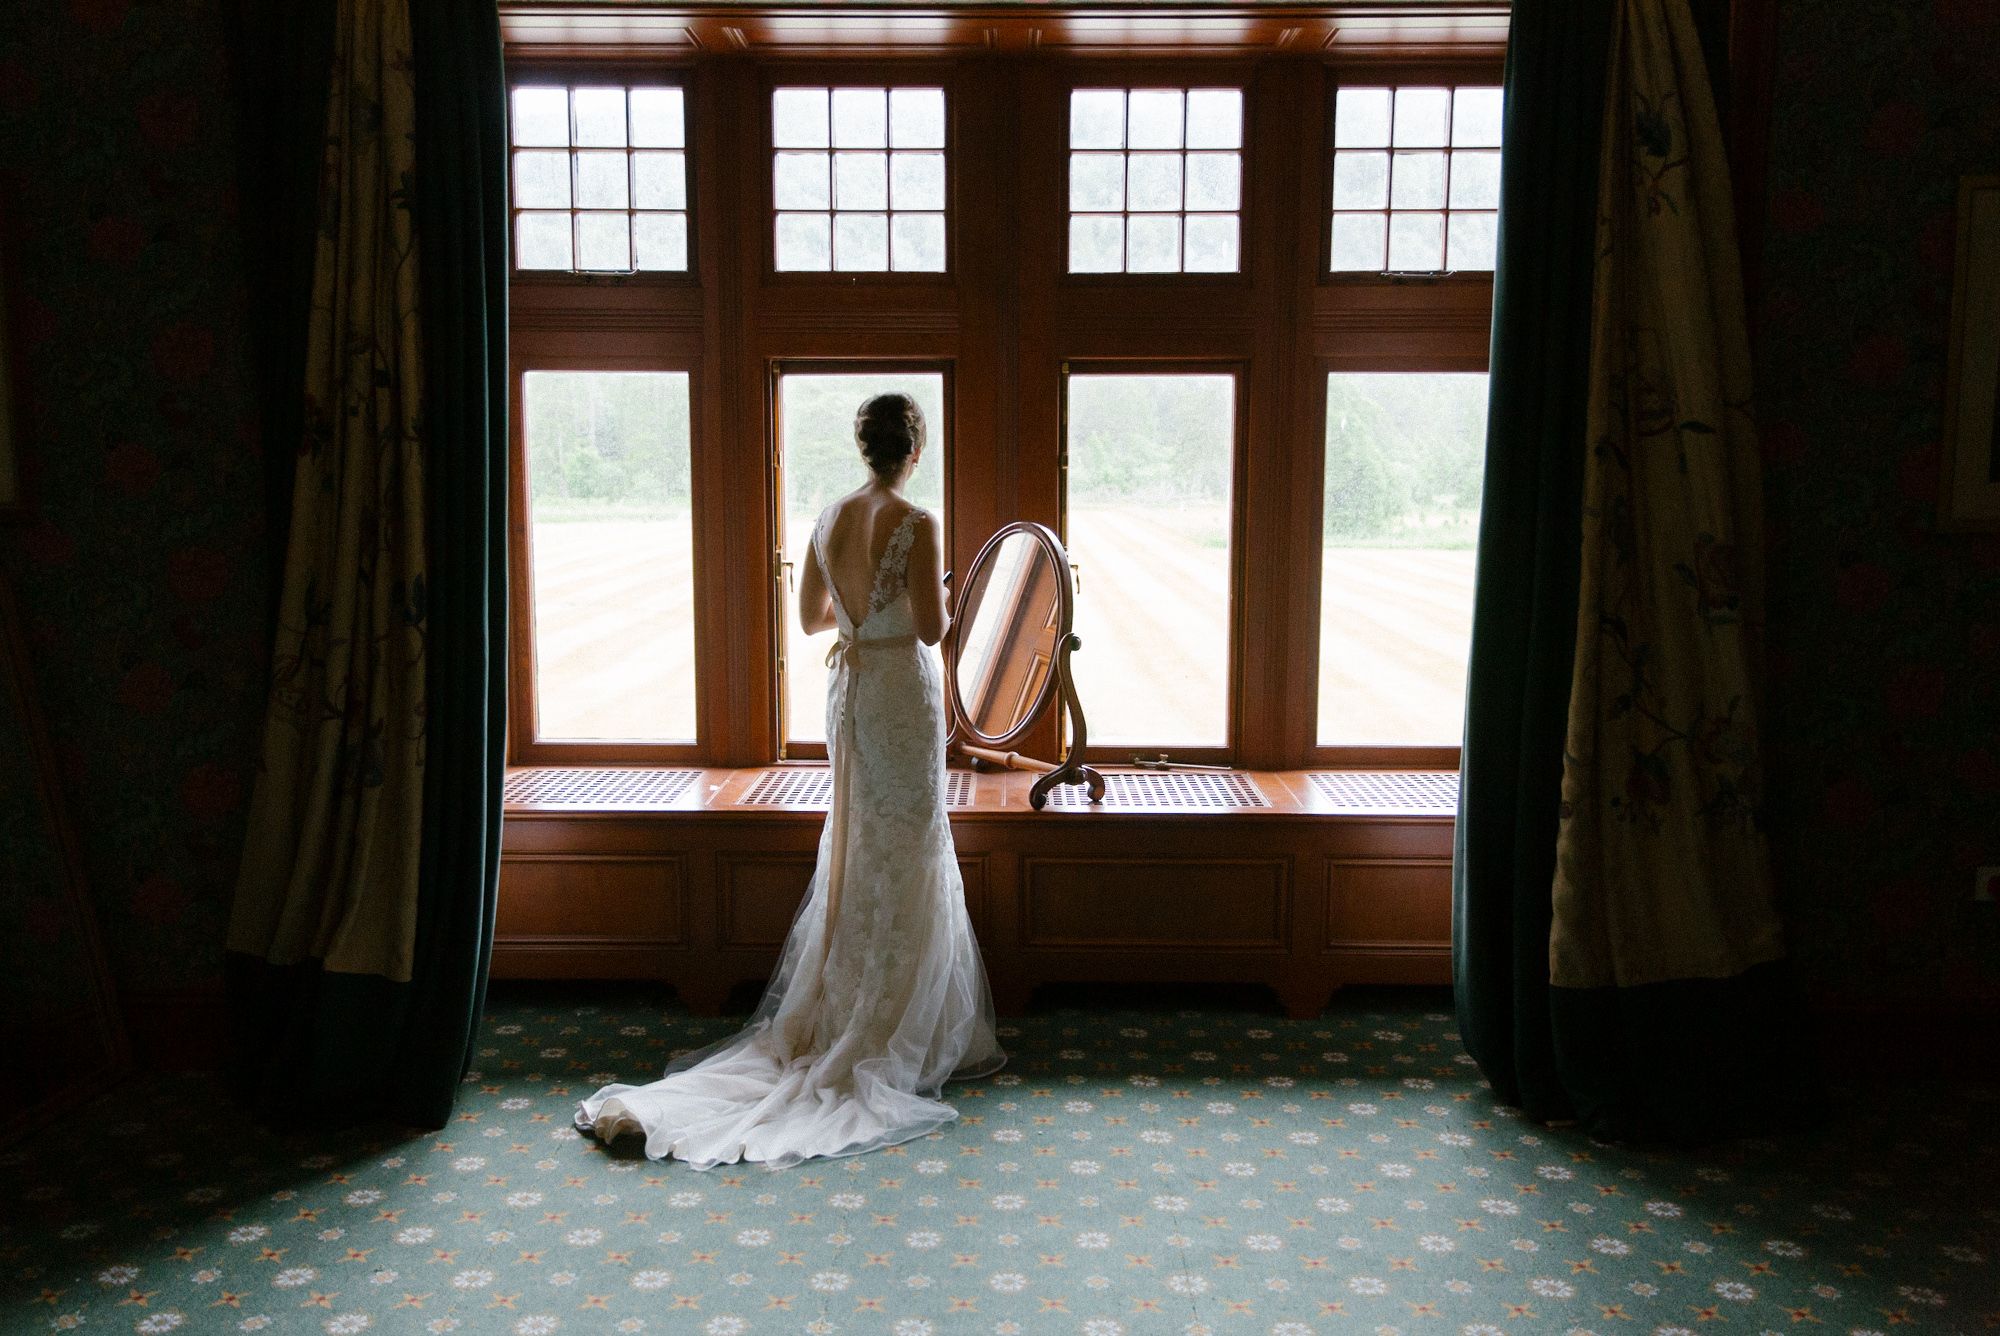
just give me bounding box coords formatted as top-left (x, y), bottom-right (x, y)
top-left (576, 506), bottom-right (1006, 1169)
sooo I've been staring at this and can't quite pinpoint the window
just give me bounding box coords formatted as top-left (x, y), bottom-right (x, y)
top-left (1068, 88), bottom-right (1243, 274)
top-left (1317, 372), bottom-right (1488, 746)
top-left (511, 84), bottom-right (690, 273)
top-left (522, 371), bottom-right (698, 742)
top-left (1329, 85), bottom-right (1501, 273)
top-left (1064, 372), bottom-right (1236, 748)
top-left (772, 87), bottom-right (948, 272)
top-left (776, 371), bottom-right (948, 747)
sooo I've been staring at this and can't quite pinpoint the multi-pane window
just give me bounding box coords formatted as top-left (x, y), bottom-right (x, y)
top-left (510, 85), bottom-right (690, 273)
top-left (772, 88), bottom-right (948, 272)
top-left (1317, 372), bottom-right (1488, 745)
top-left (1064, 373), bottom-right (1237, 747)
top-left (1329, 85), bottom-right (1501, 274)
top-left (1068, 88), bottom-right (1243, 274)
top-left (777, 372), bottom-right (948, 746)
top-left (523, 372), bottom-right (698, 742)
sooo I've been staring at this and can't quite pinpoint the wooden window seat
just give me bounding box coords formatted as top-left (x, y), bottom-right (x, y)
top-left (497, 766), bottom-right (1456, 1018)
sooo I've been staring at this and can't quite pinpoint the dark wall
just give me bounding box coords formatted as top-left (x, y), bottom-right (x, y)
top-left (0, 0), bottom-right (268, 1005)
top-left (1754, 0), bottom-right (2000, 1011)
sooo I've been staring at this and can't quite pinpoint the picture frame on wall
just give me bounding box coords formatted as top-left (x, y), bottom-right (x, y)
top-left (1941, 174), bottom-right (2000, 530)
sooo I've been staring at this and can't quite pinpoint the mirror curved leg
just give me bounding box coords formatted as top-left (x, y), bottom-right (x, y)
top-left (1027, 632), bottom-right (1105, 810)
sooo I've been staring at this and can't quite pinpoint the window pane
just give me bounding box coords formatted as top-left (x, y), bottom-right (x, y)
top-left (831, 87), bottom-right (888, 148)
top-left (1329, 212), bottom-right (1386, 271)
top-left (1392, 88), bottom-right (1450, 147)
top-left (779, 373), bottom-right (947, 744)
top-left (1333, 87), bottom-right (1391, 148)
top-left (1069, 152), bottom-right (1125, 212)
top-left (629, 88), bottom-right (685, 148)
top-left (1449, 149), bottom-right (1502, 209)
top-left (1184, 153), bottom-right (1240, 211)
top-left (774, 151), bottom-right (831, 210)
top-left (572, 88), bottom-right (627, 147)
top-left (773, 88), bottom-right (830, 148)
top-left (517, 211), bottom-right (573, 269)
top-left (512, 87), bottom-right (570, 147)
top-left (632, 151), bottom-right (686, 211)
top-left (1065, 374), bottom-right (1235, 748)
top-left (524, 372), bottom-right (697, 742)
top-left (634, 212), bottom-right (688, 271)
top-left (775, 212), bottom-right (832, 270)
top-left (1184, 214), bottom-right (1239, 272)
top-left (890, 213), bottom-right (946, 271)
top-left (1126, 153), bottom-right (1183, 212)
top-left (513, 150), bottom-right (570, 208)
top-left (1185, 90), bottom-right (1243, 149)
top-left (889, 87), bottom-right (946, 148)
top-left (1448, 211), bottom-right (1499, 271)
top-left (1389, 151), bottom-right (1447, 210)
top-left (834, 152), bottom-right (889, 210)
top-left (1318, 373), bottom-right (1488, 745)
top-left (575, 212), bottom-right (631, 270)
top-left (1332, 151), bottom-right (1389, 210)
top-left (574, 150), bottom-right (629, 209)
top-left (1452, 86), bottom-right (1504, 147)
top-left (1387, 211), bottom-right (1444, 270)
top-left (833, 213), bottom-right (889, 270)
top-left (1126, 214), bottom-right (1181, 271)
top-left (1127, 90), bottom-right (1185, 149)
top-left (1070, 89), bottom-right (1126, 149)
top-left (890, 152), bottom-right (946, 211)
top-left (1069, 215), bottom-right (1124, 272)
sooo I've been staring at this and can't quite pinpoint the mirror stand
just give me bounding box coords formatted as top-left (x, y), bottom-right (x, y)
top-left (959, 629), bottom-right (1105, 810)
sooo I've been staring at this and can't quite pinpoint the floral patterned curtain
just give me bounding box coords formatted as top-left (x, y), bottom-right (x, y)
top-left (226, 0), bottom-right (428, 982)
top-left (1552, 0), bottom-right (1787, 989)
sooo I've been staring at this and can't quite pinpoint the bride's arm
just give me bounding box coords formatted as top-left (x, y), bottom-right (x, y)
top-left (798, 541), bottom-right (836, 636)
top-left (907, 511), bottom-right (951, 646)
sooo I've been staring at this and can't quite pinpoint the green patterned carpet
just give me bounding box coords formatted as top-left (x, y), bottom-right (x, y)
top-left (3, 985), bottom-right (1994, 1335)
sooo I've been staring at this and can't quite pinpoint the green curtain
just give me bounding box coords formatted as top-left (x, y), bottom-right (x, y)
top-left (226, 0), bottom-right (506, 1130)
top-left (1455, 0), bottom-right (1814, 1144)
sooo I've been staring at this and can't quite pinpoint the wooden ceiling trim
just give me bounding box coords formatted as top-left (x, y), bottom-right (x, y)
top-left (499, 5), bottom-right (1509, 58)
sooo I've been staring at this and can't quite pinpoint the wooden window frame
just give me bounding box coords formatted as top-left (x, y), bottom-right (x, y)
top-left (503, 43), bottom-right (1503, 775)
top-left (1058, 356), bottom-right (1249, 767)
top-left (506, 332), bottom-right (715, 765)
top-left (1319, 58), bottom-right (1508, 285)
top-left (770, 356), bottom-right (958, 762)
top-left (758, 63), bottom-right (962, 287)
top-left (507, 63), bottom-right (703, 287)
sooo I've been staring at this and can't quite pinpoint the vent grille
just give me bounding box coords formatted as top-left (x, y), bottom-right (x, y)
top-left (504, 767), bottom-right (702, 807)
top-left (1045, 770), bottom-right (1269, 809)
top-left (1309, 770), bottom-right (1459, 813)
top-left (741, 768), bottom-right (975, 808)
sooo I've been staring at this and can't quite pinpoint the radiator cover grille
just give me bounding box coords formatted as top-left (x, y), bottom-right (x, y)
top-left (503, 767), bottom-right (702, 807)
top-left (1309, 770), bottom-right (1459, 814)
top-left (741, 768), bottom-right (973, 808)
top-left (1044, 770), bottom-right (1269, 809)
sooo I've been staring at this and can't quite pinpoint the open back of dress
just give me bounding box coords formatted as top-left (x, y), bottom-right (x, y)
top-left (576, 504), bottom-right (1005, 1169)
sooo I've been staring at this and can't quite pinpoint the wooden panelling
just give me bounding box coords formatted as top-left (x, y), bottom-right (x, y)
top-left (1324, 857), bottom-right (1450, 950)
top-left (499, 854), bottom-right (689, 943)
top-left (1022, 857), bottom-right (1287, 948)
top-left (717, 853), bottom-right (816, 946)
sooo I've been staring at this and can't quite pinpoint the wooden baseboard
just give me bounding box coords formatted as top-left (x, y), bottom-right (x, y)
top-left (121, 985), bottom-right (229, 1072)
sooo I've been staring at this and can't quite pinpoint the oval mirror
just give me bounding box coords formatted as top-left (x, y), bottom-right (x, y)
top-left (947, 522), bottom-right (1069, 748)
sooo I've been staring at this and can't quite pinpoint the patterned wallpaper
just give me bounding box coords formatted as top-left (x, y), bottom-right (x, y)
top-left (0, 0), bottom-right (1993, 1017)
top-left (0, 0), bottom-right (269, 998)
top-left (1753, 0), bottom-right (2000, 1010)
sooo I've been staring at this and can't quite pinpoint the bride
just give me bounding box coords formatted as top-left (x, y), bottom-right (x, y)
top-left (576, 393), bottom-right (1006, 1168)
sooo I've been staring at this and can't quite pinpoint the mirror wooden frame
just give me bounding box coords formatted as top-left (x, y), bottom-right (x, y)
top-left (943, 520), bottom-right (1104, 809)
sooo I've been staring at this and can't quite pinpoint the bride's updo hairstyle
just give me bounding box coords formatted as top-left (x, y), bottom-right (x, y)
top-left (855, 393), bottom-right (925, 482)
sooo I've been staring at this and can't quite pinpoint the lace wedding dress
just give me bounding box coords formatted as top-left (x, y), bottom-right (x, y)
top-left (576, 507), bottom-right (1006, 1168)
